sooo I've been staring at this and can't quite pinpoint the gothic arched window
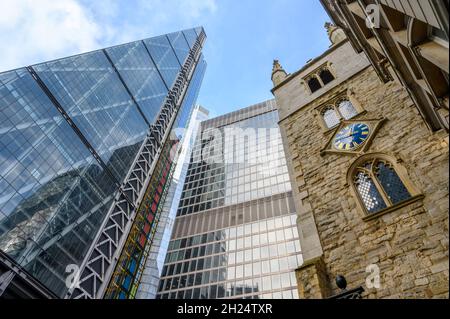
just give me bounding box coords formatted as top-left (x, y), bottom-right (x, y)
top-left (307, 76), bottom-right (322, 93)
top-left (318, 95), bottom-right (363, 131)
top-left (348, 155), bottom-right (421, 216)
top-left (319, 68), bottom-right (335, 85)
top-left (322, 106), bottom-right (340, 129)
top-left (338, 99), bottom-right (358, 120)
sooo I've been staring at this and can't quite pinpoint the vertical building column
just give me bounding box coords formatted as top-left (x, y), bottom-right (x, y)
top-left (295, 257), bottom-right (331, 299)
top-left (279, 123), bottom-right (324, 260)
top-left (279, 120), bottom-right (330, 299)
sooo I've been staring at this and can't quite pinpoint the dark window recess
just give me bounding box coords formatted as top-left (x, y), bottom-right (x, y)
top-left (180, 275), bottom-right (187, 288)
top-left (319, 69), bottom-right (335, 85)
top-left (308, 77), bottom-right (322, 93)
top-left (188, 274), bottom-right (195, 286)
top-left (165, 278), bottom-right (172, 290)
top-left (168, 264), bottom-right (175, 276)
top-left (189, 259), bottom-right (197, 272)
top-left (200, 245), bottom-right (206, 256)
top-left (195, 273), bottom-right (202, 285)
top-left (175, 263), bottom-right (182, 274)
top-left (182, 262), bottom-right (189, 273)
top-left (193, 288), bottom-right (200, 299)
top-left (197, 258), bottom-right (204, 270)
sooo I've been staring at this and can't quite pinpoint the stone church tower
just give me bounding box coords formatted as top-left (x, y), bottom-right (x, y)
top-left (271, 23), bottom-right (449, 298)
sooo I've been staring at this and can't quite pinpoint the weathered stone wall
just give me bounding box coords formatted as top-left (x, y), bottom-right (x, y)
top-left (275, 41), bottom-right (370, 121)
top-left (277, 64), bottom-right (449, 299)
top-left (295, 257), bottom-right (332, 298)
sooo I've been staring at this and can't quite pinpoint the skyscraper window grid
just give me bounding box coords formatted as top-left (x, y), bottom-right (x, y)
top-left (157, 100), bottom-right (302, 299)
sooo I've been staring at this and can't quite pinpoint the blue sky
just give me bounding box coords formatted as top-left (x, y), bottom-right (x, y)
top-left (0, 0), bottom-right (332, 118)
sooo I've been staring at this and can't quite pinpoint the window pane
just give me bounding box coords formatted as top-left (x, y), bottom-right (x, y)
top-left (355, 171), bottom-right (387, 213)
top-left (0, 69), bottom-right (117, 297)
top-left (143, 35), bottom-right (181, 88)
top-left (375, 162), bottom-right (411, 205)
top-left (319, 69), bottom-right (335, 85)
top-left (338, 100), bottom-right (358, 120)
top-left (105, 41), bottom-right (168, 124)
top-left (34, 51), bottom-right (149, 183)
top-left (322, 107), bottom-right (340, 128)
top-left (307, 77), bottom-right (322, 93)
top-left (167, 31), bottom-right (191, 65)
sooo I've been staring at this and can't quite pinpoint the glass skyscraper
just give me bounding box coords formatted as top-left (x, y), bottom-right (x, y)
top-left (0, 27), bottom-right (206, 299)
top-left (157, 100), bottom-right (302, 299)
top-left (135, 105), bottom-right (209, 299)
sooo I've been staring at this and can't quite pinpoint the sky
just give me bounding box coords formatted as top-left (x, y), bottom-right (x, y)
top-left (0, 0), bottom-right (332, 118)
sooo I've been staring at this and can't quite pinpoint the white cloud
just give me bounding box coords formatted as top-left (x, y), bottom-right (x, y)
top-left (0, 0), bottom-right (217, 72)
top-left (106, 0), bottom-right (218, 44)
top-left (0, 0), bottom-right (103, 72)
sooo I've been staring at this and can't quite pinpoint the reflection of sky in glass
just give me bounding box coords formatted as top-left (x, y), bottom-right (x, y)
top-left (222, 111), bottom-right (291, 205)
top-left (106, 41), bottom-right (168, 125)
top-left (33, 50), bottom-right (149, 182)
top-left (137, 107), bottom-right (208, 299)
top-left (0, 28), bottom-right (200, 298)
top-left (0, 67), bottom-right (118, 297)
top-left (177, 106), bottom-right (292, 215)
top-left (159, 101), bottom-right (301, 299)
top-left (167, 31), bottom-right (191, 65)
top-left (144, 35), bottom-right (181, 89)
top-left (158, 215), bottom-right (301, 299)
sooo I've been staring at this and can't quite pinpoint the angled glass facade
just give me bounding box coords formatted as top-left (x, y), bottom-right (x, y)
top-left (157, 100), bottom-right (302, 299)
top-left (0, 27), bottom-right (206, 298)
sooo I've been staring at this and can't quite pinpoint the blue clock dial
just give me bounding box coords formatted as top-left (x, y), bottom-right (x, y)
top-left (333, 123), bottom-right (370, 151)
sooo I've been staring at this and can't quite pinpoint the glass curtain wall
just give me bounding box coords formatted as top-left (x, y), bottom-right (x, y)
top-left (0, 28), bottom-right (205, 298)
top-left (157, 100), bottom-right (302, 299)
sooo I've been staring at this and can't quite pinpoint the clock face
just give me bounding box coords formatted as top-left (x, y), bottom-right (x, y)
top-left (333, 123), bottom-right (370, 151)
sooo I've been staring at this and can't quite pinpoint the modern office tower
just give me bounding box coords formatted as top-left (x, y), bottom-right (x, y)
top-left (134, 105), bottom-right (209, 299)
top-left (156, 100), bottom-right (302, 300)
top-left (0, 27), bottom-right (207, 299)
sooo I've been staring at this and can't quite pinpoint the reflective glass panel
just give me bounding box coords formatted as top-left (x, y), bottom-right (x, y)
top-left (144, 35), bottom-right (181, 89)
top-left (0, 69), bottom-right (117, 297)
top-left (33, 51), bottom-right (148, 183)
top-left (106, 41), bottom-right (168, 124)
top-left (182, 29), bottom-right (199, 48)
top-left (167, 31), bottom-right (191, 65)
